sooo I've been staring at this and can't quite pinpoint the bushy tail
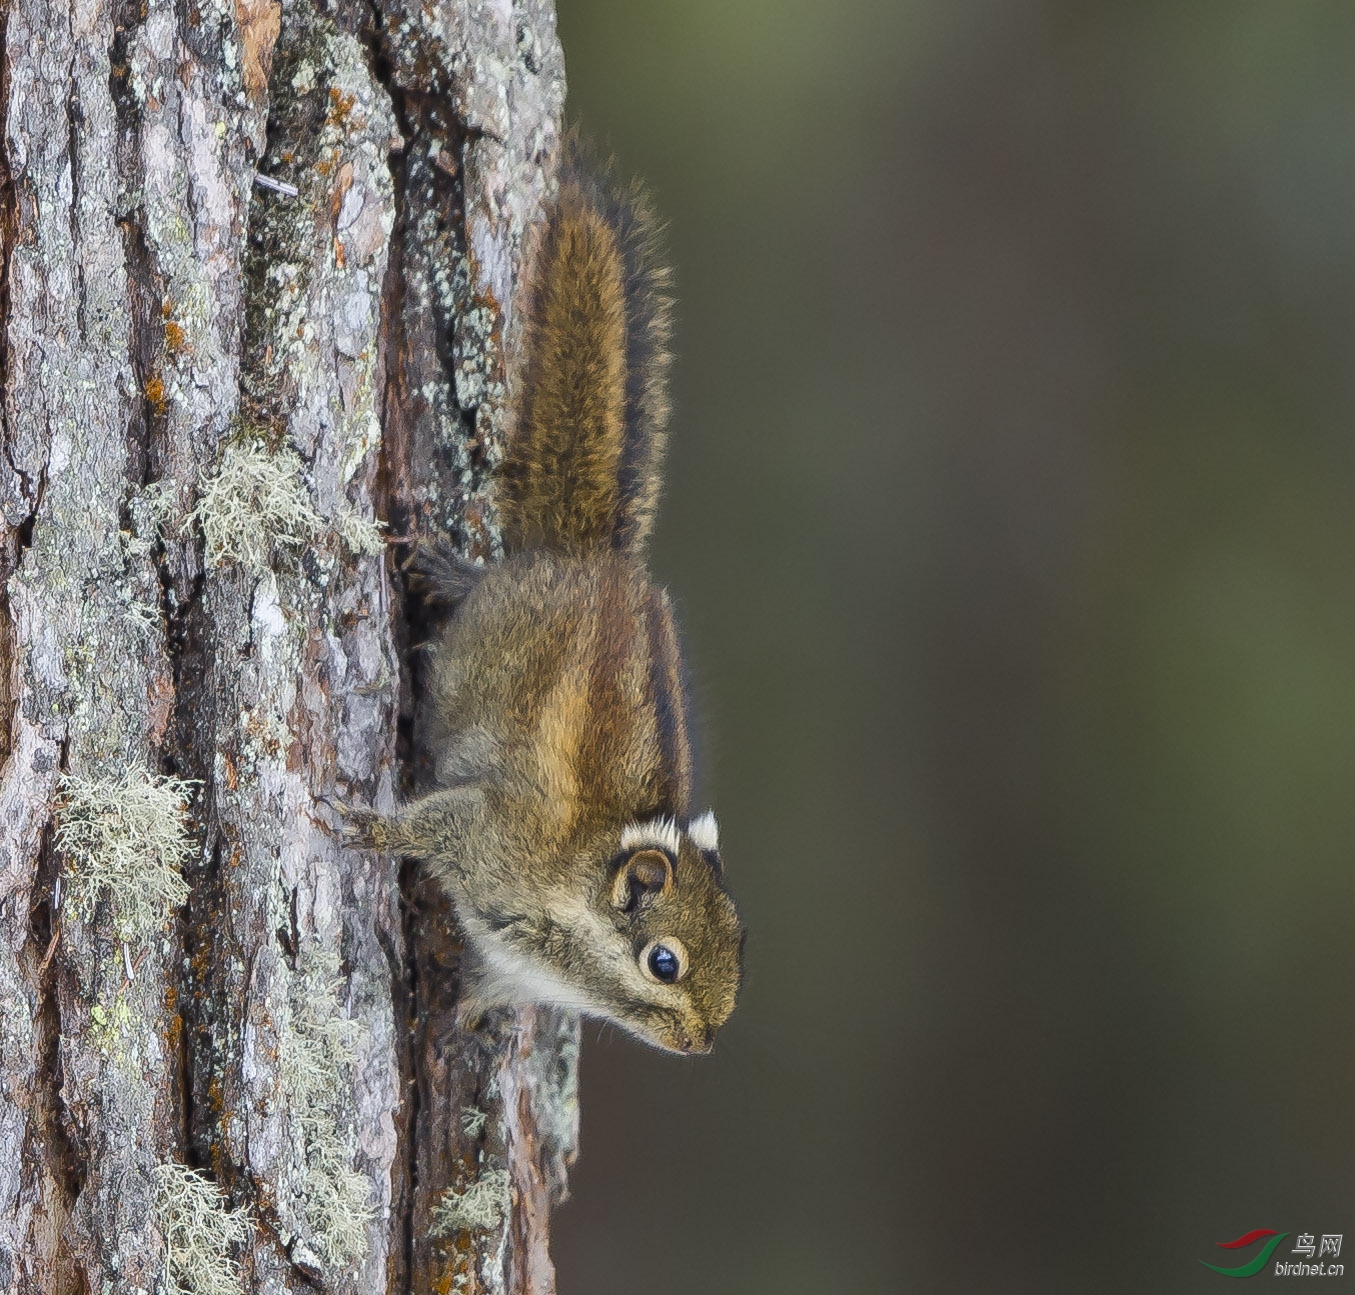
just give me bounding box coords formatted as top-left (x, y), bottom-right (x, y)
top-left (500, 140), bottom-right (673, 557)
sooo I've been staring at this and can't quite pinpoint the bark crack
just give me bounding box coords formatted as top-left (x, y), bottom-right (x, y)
top-left (21, 749), bottom-right (84, 1288)
top-left (64, 59), bottom-right (86, 348)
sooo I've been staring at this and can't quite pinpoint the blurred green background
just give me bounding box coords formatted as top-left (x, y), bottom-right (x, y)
top-left (549, 2), bottom-right (1355, 1291)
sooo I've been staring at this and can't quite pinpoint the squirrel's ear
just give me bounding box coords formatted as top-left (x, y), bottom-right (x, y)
top-left (611, 849), bottom-right (673, 911)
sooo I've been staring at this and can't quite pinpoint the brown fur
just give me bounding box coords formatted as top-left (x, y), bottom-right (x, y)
top-left (502, 142), bottom-right (673, 557)
top-left (358, 146), bottom-right (742, 1055)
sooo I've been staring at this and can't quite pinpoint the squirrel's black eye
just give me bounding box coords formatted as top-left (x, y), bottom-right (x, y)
top-left (649, 945), bottom-right (680, 982)
top-left (640, 937), bottom-right (688, 985)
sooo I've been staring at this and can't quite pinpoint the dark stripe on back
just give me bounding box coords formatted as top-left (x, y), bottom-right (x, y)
top-left (578, 562), bottom-right (636, 814)
top-left (644, 586), bottom-right (693, 813)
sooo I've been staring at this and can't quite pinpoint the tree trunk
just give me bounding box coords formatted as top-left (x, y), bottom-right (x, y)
top-left (0, 0), bottom-right (574, 1290)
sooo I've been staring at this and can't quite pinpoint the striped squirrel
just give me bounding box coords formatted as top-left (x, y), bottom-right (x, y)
top-left (353, 147), bottom-right (744, 1055)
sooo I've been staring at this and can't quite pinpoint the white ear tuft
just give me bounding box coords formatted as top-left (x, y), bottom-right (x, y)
top-left (620, 816), bottom-right (682, 859)
top-left (686, 810), bottom-right (719, 853)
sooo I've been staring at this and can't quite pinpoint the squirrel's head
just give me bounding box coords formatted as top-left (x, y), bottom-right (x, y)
top-left (459, 811), bottom-right (743, 1053)
top-left (594, 811), bottom-right (744, 1054)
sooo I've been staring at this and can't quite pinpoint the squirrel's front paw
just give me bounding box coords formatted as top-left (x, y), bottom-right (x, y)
top-left (402, 536), bottom-right (486, 609)
top-left (325, 799), bottom-right (391, 850)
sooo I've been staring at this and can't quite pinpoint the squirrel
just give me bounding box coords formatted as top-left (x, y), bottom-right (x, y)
top-left (353, 146), bottom-right (745, 1055)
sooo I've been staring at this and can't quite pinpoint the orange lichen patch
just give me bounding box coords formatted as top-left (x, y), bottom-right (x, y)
top-left (145, 374), bottom-right (168, 417)
top-left (165, 1011), bottom-right (183, 1054)
top-left (163, 984), bottom-right (183, 1057)
top-left (235, 0), bottom-right (281, 97)
top-left (431, 1248), bottom-right (479, 1295)
top-left (164, 319), bottom-right (186, 353)
top-left (326, 87), bottom-right (357, 128)
top-left (431, 1265), bottom-right (458, 1295)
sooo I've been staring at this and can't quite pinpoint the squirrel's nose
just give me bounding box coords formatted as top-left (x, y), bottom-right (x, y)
top-left (680, 1028), bottom-right (713, 1055)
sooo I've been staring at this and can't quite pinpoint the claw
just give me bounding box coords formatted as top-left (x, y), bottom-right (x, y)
top-left (319, 796), bottom-right (386, 849)
top-left (402, 536), bottom-right (487, 609)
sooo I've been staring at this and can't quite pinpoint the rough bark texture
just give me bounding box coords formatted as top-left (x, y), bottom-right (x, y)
top-left (0, 0), bottom-right (574, 1290)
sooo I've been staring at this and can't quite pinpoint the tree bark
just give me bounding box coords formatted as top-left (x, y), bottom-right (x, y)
top-left (0, 0), bottom-right (574, 1290)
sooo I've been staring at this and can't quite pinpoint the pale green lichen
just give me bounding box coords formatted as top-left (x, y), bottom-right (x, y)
top-left (459, 1105), bottom-right (489, 1139)
top-left (299, 1146), bottom-right (374, 1266)
top-left (154, 1162), bottom-right (253, 1295)
top-left (192, 440), bottom-right (322, 572)
top-left (55, 766), bottom-right (197, 937)
top-left (332, 502), bottom-right (386, 557)
top-left (280, 944), bottom-right (374, 1266)
top-left (431, 1168), bottom-right (511, 1236)
top-left (192, 441), bottom-right (385, 569)
top-left (89, 991), bottom-right (133, 1057)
